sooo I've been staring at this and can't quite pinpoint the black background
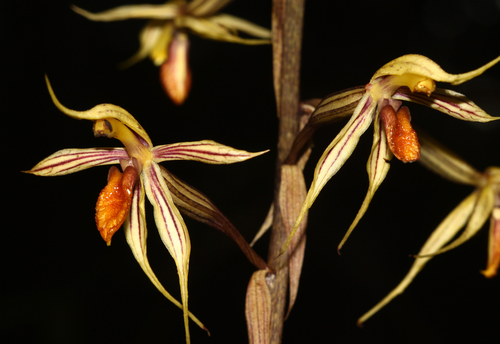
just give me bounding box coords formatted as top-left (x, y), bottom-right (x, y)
top-left (3, 0), bottom-right (500, 343)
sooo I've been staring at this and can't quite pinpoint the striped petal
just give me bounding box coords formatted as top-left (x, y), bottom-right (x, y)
top-left (72, 4), bottom-right (179, 21)
top-left (209, 14), bottom-right (272, 39)
top-left (358, 191), bottom-right (478, 325)
top-left (26, 148), bottom-right (127, 176)
top-left (280, 93), bottom-right (376, 255)
top-left (142, 162), bottom-right (192, 343)
top-left (393, 87), bottom-right (500, 122)
top-left (160, 166), bottom-right (268, 270)
top-left (371, 54), bottom-right (500, 85)
top-left (153, 140), bottom-right (268, 164)
top-left (338, 112), bottom-right (392, 251)
top-left (124, 178), bottom-right (206, 331)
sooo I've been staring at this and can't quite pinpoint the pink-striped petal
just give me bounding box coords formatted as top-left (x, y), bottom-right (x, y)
top-left (338, 112), bottom-right (392, 251)
top-left (124, 178), bottom-right (206, 331)
top-left (393, 87), bottom-right (499, 122)
top-left (281, 93), bottom-right (376, 254)
top-left (26, 148), bottom-right (127, 176)
top-left (142, 162), bottom-right (191, 343)
top-left (152, 140), bottom-right (268, 164)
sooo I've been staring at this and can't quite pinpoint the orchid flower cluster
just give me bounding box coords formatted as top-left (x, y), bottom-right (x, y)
top-left (25, 0), bottom-right (500, 343)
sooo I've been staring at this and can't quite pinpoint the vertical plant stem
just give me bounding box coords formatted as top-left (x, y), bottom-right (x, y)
top-left (267, 0), bottom-right (304, 343)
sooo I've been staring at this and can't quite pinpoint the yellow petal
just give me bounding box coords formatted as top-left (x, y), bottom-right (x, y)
top-left (371, 54), bottom-right (500, 85)
top-left (72, 4), bottom-right (179, 21)
top-left (358, 191), bottom-right (478, 325)
top-left (44, 76), bottom-right (153, 148)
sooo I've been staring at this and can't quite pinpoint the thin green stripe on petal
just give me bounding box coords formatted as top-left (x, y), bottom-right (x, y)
top-left (124, 178), bottom-right (206, 331)
top-left (143, 162), bottom-right (191, 343)
top-left (25, 148), bottom-right (127, 176)
top-left (358, 191), bottom-right (478, 325)
top-left (338, 113), bottom-right (392, 251)
top-left (393, 88), bottom-right (500, 122)
top-left (280, 93), bottom-right (376, 255)
top-left (371, 54), bottom-right (500, 85)
top-left (152, 140), bottom-right (268, 164)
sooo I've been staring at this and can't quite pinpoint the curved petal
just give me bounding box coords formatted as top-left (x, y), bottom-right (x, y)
top-left (371, 54), bottom-right (500, 85)
top-left (181, 16), bottom-right (271, 44)
top-left (421, 185), bottom-right (495, 257)
top-left (280, 93), bottom-right (376, 255)
top-left (25, 147), bottom-right (127, 176)
top-left (153, 140), bottom-right (268, 164)
top-left (418, 134), bottom-right (483, 186)
top-left (142, 162), bottom-right (191, 343)
top-left (338, 113), bottom-right (392, 251)
top-left (393, 88), bottom-right (500, 122)
top-left (72, 4), bottom-right (179, 21)
top-left (45, 76), bottom-right (153, 148)
top-left (358, 191), bottom-right (478, 325)
top-left (209, 14), bottom-right (271, 38)
top-left (124, 178), bottom-right (206, 331)
top-left (160, 166), bottom-right (268, 270)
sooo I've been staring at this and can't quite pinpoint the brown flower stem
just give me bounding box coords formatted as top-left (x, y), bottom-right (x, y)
top-left (267, 1), bottom-right (305, 343)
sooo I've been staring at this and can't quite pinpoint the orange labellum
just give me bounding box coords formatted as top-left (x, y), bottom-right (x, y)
top-left (380, 105), bottom-right (420, 163)
top-left (95, 165), bottom-right (139, 245)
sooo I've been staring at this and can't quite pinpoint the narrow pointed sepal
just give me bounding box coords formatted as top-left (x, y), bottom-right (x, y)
top-left (393, 88), bottom-right (500, 123)
top-left (358, 191), bottom-right (478, 325)
top-left (245, 270), bottom-right (272, 344)
top-left (45, 76), bottom-right (153, 147)
top-left (142, 162), bottom-right (192, 343)
top-left (153, 140), bottom-right (268, 164)
top-left (338, 113), bottom-right (392, 251)
top-left (371, 54), bottom-right (500, 85)
top-left (72, 4), bottom-right (179, 21)
top-left (418, 134), bottom-right (484, 186)
top-left (160, 166), bottom-right (268, 270)
top-left (25, 148), bottom-right (127, 176)
top-left (419, 185), bottom-right (495, 257)
top-left (124, 178), bottom-right (206, 331)
top-left (280, 93), bottom-right (376, 255)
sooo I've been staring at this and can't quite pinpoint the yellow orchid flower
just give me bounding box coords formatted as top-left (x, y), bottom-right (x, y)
top-left (358, 134), bottom-right (500, 325)
top-left (280, 54), bottom-right (500, 255)
top-left (72, 0), bottom-right (271, 104)
top-left (25, 76), bottom-right (267, 343)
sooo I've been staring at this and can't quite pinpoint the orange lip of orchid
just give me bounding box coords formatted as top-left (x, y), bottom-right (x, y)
top-left (95, 165), bottom-right (139, 245)
top-left (380, 105), bottom-right (420, 163)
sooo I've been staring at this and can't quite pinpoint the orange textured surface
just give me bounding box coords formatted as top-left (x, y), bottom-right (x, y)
top-left (95, 166), bottom-right (138, 245)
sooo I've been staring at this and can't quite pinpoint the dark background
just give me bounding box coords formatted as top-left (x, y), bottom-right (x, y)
top-left (3, 0), bottom-right (500, 343)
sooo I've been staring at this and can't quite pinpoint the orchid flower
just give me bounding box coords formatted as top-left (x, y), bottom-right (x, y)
top-left (358, 134), bottom-right (500, 325)
top-left (72, 0), bottom-right (271, 104)
top-left (26, 76), bottom-right (267, 343)
top-left (280, 54), bottom-right (500, 255)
